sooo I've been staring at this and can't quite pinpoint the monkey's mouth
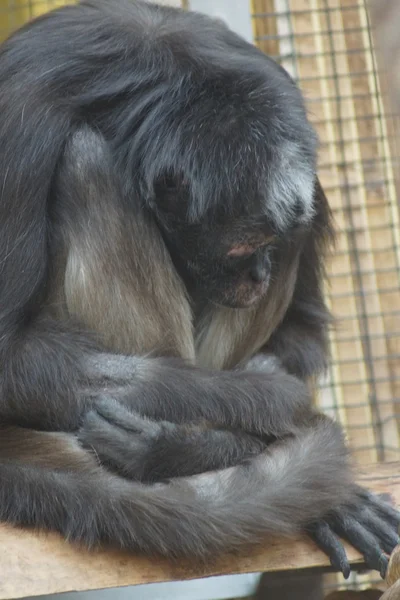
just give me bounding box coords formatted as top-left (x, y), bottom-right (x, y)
top-left (233, 295), bottom-right (265, 309)
top-left (235, 281), bottom-right (269, 307)
top-left (213, 283), bottom-right (269, 309)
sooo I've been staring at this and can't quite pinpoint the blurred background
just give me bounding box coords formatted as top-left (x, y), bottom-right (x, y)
top-left (1, 0), bottom-right (399, 598)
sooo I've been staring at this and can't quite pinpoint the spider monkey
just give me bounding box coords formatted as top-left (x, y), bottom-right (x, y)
top-left (0, 0), bottom-right (398, 578)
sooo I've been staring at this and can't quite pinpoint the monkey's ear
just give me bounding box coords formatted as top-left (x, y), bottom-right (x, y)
top-left (312, 176), bottom-right (336, 245)
top-left (313, 177), bottom-right (331, 214)
top-left (314, 176), bottom-right (327, 201)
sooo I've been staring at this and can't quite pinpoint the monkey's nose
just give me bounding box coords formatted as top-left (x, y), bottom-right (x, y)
top-left (248, 265), bottom-right (268, 284)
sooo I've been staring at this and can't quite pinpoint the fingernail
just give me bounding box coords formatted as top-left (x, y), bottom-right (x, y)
top-left (342, 565), bottom-right (351, 579)
top-left (379, 554), bottom-right (389, 579)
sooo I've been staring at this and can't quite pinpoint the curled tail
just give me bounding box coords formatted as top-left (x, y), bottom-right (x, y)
top-left (0, 418), bottom-right (355, 558)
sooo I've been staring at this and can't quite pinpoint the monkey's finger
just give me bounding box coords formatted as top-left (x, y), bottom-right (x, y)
top-left (358, 506), bottom-right (400, 555)
top-left (376, 492), bottom-right (396, 507)
top-left (329, 516), bottom-right (389, 577)
top-left (361, 490), bottom-right (400, 529)
top-left (307, 521), bottom-right (350, 578)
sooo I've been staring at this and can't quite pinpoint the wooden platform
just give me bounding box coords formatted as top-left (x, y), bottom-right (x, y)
top-left (0, 463), bottom-right (399, 600)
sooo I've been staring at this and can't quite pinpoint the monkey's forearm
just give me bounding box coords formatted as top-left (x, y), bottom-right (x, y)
top-left (1, 330), bottom-right (311, 438)
top-left (92, 354), bottom-right (313, 437)
top-left (0, 303), bottom-right (302, 433)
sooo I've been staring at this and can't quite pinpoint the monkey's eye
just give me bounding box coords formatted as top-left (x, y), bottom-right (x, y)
top-left (162, 175), bottom-right (179, 191)
top-left (153, 173), bottom-right (187, 217)
top-left (154, 176), bottom-right (178, 196)
top-left (155, 172), bottom-right (187, 193)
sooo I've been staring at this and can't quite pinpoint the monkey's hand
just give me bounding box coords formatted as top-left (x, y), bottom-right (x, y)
top-left (307, 489), bottom-right (400, 579)
top-left (78, 399), bottom-right (266, 481)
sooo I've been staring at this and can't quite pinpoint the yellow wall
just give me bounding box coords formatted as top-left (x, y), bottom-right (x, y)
top-left (0, 1), bottom-right (75, 41)
top-left (0, 1), bottom-right (185, 41)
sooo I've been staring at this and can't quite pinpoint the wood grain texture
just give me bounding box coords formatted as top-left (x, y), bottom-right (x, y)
top-left (0, 463), bottom-right (399, 600)
top-left (371, 0), bottom-right (400, 117)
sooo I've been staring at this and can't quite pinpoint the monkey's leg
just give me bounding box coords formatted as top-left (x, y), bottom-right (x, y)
top-left (244, 357), bottom-right (400, 578)
top-left (0, 420), bottom-right (370, 560)
top-left (78, 400), bottom-right (267, 481)
top-left (77, 406), bottom-right (400, 576)
top-left (308, 490), bottom-right (400, 579)
top-left (249, 358), bottom-right (400, 576)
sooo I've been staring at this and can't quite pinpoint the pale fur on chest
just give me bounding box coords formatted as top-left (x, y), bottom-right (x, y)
top-left (194, 259), bottom-right (298, 370)
top-left (48, 251), bottom-right (297, 371)
top-left (47, 206), bottom-right (299, 370)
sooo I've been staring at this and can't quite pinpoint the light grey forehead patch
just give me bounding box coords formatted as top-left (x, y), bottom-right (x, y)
top-left (266, 140), bottom-right (316, 231)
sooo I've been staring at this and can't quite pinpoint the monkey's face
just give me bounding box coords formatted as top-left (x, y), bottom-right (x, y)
top-left (154, 203), bottom-right (283, 309)
top-left (148, 50), bottom-right (318, 309)
top-left (151, 173), bottom-right (310, 309)
top-left (192, 227), bottom-right (276, 309)
top-left (206, 247), bottom-right (273, 309)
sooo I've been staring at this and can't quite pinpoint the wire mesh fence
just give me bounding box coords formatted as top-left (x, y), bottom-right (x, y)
top-left (0, 0), bottom-right (68, 38)
top-left (251, 0), bottom-right (400, 467)
top-left (251, 0), bottom-right (400, 593)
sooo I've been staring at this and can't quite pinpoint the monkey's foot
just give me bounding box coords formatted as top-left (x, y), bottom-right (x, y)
top-left (307, 489), bottom-right (400, 579)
